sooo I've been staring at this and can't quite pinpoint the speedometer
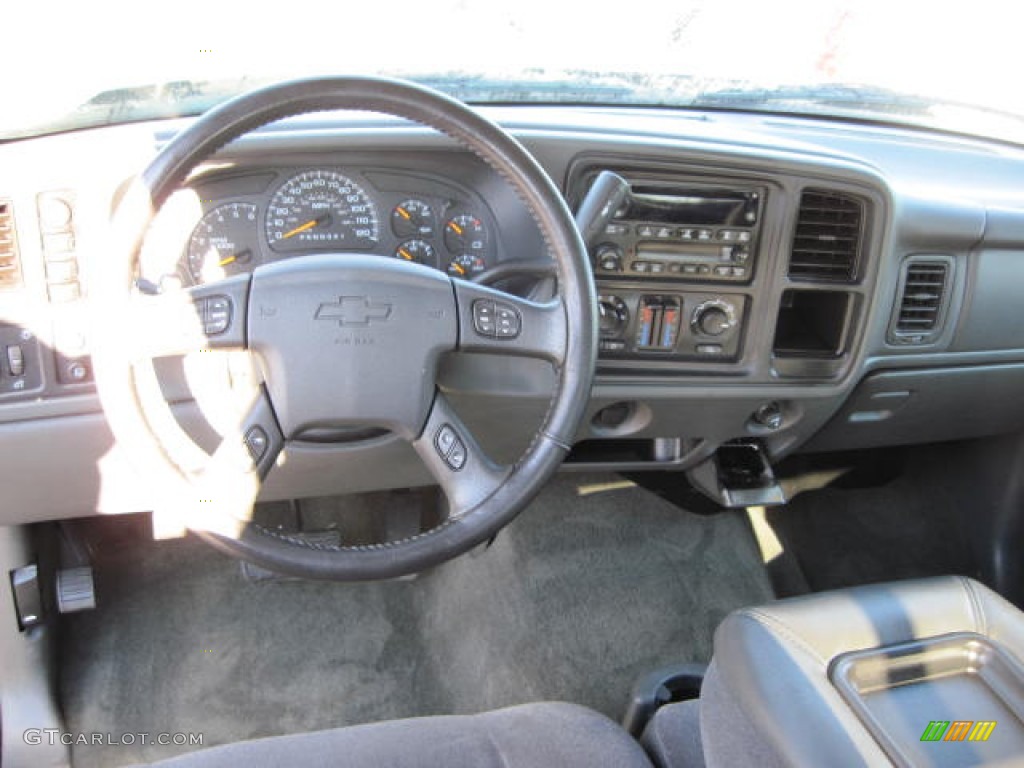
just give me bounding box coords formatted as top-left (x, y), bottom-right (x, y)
top-left (265, 170), bottom-right (379, 253)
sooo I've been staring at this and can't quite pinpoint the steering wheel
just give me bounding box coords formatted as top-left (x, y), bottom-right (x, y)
top-left (93, 77), bottom-right (597, 581)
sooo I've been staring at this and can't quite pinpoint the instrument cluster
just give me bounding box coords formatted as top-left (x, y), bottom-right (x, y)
top-left (183, 168), bottom-right (495, 285)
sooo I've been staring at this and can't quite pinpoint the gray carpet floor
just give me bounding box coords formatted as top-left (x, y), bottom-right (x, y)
top-left (766, 451), bottom-right (978, 593)
top-left (60, 473), bottom-right (772, 766)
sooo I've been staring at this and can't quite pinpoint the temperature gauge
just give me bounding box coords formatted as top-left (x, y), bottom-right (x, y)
top-left (444, 214), bottom-right (487, 255)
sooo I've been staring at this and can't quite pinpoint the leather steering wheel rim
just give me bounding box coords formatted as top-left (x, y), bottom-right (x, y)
top-left (94, 76), bottom-right (597, 581)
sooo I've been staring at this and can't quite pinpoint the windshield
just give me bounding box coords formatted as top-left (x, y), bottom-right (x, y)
top-left (4, 0), bottom-right (1021, 144)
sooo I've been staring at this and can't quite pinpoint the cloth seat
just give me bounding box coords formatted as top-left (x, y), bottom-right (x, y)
top-left (672, 576), bottom-right (1024, 767)
top-left (147, 701), bottom-right (653, 768)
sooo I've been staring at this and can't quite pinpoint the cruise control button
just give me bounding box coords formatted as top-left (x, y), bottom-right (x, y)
top-left (6, 345), bottom-right (25, 377)
top-left (200, 295), bottom-right (232, 336)
top-left (435, 424), bottom-right (458, 456)
top-left (447, 441), bottom-right (467, 470)
top-left (244, 426), bottom-right (269, 462)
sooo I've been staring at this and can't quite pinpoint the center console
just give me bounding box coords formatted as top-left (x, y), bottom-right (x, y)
top-left (574, 169), bottom-right (767, 366)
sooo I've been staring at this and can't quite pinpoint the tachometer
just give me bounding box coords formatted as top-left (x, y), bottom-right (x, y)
top-left (265, 170), bottom-right (379, 252)
top-left (186, 202), bottom-right (259, 285)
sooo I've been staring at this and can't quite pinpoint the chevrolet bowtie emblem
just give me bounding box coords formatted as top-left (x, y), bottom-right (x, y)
top-left (315, 296), bottom-right (392, 326)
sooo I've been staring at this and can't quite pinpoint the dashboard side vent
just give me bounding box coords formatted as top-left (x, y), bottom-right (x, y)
top-left (0, 200), bottom-right (22, 291)
top-left (789, 189), bottom-right (863, 282)
top-left (892, 258), bottom-right (951, 343)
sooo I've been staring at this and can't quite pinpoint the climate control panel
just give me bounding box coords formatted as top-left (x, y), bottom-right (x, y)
top-left (597, 291), bottom-right (745, 361)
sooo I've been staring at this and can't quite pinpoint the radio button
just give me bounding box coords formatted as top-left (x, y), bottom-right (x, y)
top-left (679, 229), bottom-right (695, 240)
top-left (697, 229), bottom-right (713, 241)
top-left (656, 227), bottom-right (674, 239)
top-left (718, 229), bottom-right (737, 242)
top-left (697, 266), bottom-right (711, 275)
top-left (649, 262), bottom-right (665, 274)
top-left (637, 225), bottom-right (656, 238)
top-left (714, 265), bottom-right (732, 276)
top-left (738, 231), bottom-right (752, 242)
top-left (733, 267), bottom-right (747, 277)
top-left (682, 264), bottom-right (698, 275)
top-left (631, 261), bottom-right (650, 273)
top-left (668, 264), bottom-right (682, 274)
top-left (605, 223), bottom-right (629, 235)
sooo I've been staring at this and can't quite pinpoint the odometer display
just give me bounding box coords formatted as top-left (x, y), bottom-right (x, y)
top-left (265, 170), bottom-right (379, 252)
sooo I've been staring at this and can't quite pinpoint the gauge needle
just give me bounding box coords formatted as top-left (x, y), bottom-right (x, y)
top-left (397, 248), bottom-right (414, 261)
top-left (217, 249), bottom-right (250, 267)
top-left (281, 217), bottom-right (324, 240)
top-left (451, 263), bottom-right (466, 276)
top-left (447, 221), bottom-right (463, 236)
top-left (396, 206), bottom-right (412, 220)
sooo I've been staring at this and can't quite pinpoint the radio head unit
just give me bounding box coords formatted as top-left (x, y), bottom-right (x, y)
top-left (590, 180), bottom-right (765, 283)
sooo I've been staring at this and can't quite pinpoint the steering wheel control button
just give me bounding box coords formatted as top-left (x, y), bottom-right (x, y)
top-left (447, 441), bottom-right (467, 470)
top-left (198, 295), bottom-right (232, 336)
top-left (435, 424), bottom-right (466, 470)
top-left (472, 299), bottom-right (520, 339)
top-left (244, 426), bottom-right (269, 462)
top-left (6, 345), bottom-right (25, 376)
top-left (472, 300), bottom-right (497, 336)
top-left (494, 303), bottom-right (521, 338)
top-left (436, 424), bottom-right (457, 454)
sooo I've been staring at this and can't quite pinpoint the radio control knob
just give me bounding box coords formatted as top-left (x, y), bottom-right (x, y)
top-left (595, 244), bottom-right (624, 272)
top-left (693, 301), bottom-right (734, 337)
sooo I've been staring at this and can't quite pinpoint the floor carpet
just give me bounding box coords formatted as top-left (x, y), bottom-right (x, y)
top-left (60, 473), bottom-right (772, 766)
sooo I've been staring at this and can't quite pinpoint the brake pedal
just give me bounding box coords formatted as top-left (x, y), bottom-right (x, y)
top-left (56, 566), bottom-right (96, 614)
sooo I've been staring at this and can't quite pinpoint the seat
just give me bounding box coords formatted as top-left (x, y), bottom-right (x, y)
top-left (644, 576), bottom-right (1024, 767)
top-left (147, 702), bottom-right (653, 768)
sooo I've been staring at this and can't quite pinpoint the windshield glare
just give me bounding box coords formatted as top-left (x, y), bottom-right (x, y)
top-left (3, 0), bottom-right (1021, 144)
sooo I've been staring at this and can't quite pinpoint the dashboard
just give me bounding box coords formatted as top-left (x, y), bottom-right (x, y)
top-left (1, 105), bottom-right (1024, 522)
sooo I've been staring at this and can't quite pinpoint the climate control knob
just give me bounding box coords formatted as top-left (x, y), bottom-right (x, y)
top-left (597, 295), bottom-right (629, 337)
top-left (595, 244), bottom-right (624, 272)
top-left (692, 300), bottom-right (735, 337)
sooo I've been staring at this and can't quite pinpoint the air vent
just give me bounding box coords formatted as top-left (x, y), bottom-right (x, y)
top-left (0, 200), bottom-right (22, 291)
top-left (893, 259), bottom-right (950, 343)
top-left (789, 190), bottom-right (863, 282)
